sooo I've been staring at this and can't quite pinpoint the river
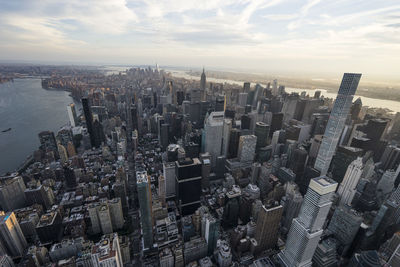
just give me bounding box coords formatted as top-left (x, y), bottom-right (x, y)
top-left (0, 78), bottom-right (81, 174)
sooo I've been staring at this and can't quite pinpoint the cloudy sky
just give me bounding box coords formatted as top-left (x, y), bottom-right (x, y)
top-left (0, 0), bottom-right (399, 80)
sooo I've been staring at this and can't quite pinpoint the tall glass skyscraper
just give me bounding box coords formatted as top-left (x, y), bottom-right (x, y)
top-left (82, 97), bottom-right (95, 147)
top-left (314, 73), bottom-right (362, 175)
top-left (278, 176), bottom-right (337, 267)
top-left (137, 171), bottom-right (153, 249)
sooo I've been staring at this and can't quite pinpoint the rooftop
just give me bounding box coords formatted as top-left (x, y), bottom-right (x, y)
top-left (37, 211), bottom-right (58, 227)
top-left (309, 176), bottom-right (338, 195)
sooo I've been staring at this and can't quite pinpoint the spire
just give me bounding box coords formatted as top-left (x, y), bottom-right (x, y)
top-left (200, 66), bottom-right (206, 91)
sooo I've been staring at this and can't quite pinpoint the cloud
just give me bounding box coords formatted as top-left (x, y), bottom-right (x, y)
top-left (263, 14), bottom-right (299, 21)
top-left (0, 15), bottom-right (86, 49)
top-left (1, 0), bottom-right (138, 35)
top-left (0, 0), bottom-right (399, 79)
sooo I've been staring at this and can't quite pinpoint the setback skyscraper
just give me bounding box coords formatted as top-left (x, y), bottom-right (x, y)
top-left (278, 176), bottom-right (337, 267)
top-left (200, 67), bottom-right (206, 92)
top-left (337, 157), bottom-right (363, 206)
top-left (314, 73), bottom-right (361, 175)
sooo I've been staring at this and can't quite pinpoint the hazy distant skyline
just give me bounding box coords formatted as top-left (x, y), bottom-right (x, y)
top-left (0, 0), bottom-right (399, 81)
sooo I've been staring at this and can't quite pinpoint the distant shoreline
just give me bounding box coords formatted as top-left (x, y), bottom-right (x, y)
top-left (175, 70), bottom-right (400, 103)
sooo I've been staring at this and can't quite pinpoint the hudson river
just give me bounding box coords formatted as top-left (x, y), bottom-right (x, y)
top-left (0, 78), bottom-right (80, 174)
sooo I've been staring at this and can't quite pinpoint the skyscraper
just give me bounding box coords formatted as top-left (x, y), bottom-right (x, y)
top-left (272, 79), bottom-right (278, 96)
top-left (237, 135), bottom-right (257, 163)
top-left (38, 130), bottom-right (59, 158)
top-left (255, 202), bottom-right (283, 252)
top-left (314, 73), bottom-right (361, 175)
top-left (158, 175), bottom-right (166, 205)
top-left (137, 171), bottom-right (153, 249)
top-left (175, 158), bottom-right (202, 215)
top-left (254, 122), bottom-right (270, 150)
top-left (163, 161), bottom-right (176, 197)
top-left (337, 157), bottom-right (363, 206)
top-left (215, 94), bottom-right (226, 112)
top-left (0, 176), bottom-right (26, 211)
top-left (130, 104), bottom-right (139, 131)
top-left (228, 128), bottom-right (241, 159)
top-left (91, 233), bottom-right (123, 267)
top-left (348, 250), bottom-right (381, 267)
top-left (204, 111), bottom-right (224, 167)
top-left (64, 165), bottom-right (77, 189)
top-left (243, 82), bottom-right (250, 93)
top-left (278, 176), bottom-right (337, 267)
top-left (203, 214), bottom-right (219, 255)
top-left (0, 211), bottom-right (27, 258)
top-left (312, 238), bottom-right (338, 267)
top-left (221, 119), bottom-right (232, 157)
top-left (82, 97), bottom-right (95, 147)
top-left (377, 169), bottom-right (397, 199)
top-left (92, 118), bottom-right (105, 148)
top-left (67, 103), bottom-right (78, 127)
top-left (0, 255), bottom-right (14, 267)
top-left (281, 189), bottom-right (303, 235)
top-left (200, 67), bottom-right (206, 91)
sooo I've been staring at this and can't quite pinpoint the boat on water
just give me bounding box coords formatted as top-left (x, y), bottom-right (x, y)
top-left (1, 128), bottom-right (11, 133)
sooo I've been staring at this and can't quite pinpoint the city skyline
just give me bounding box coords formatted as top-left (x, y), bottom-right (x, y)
top-left (0, 1), bottom-right (400, 81)
top-left (0, 64), bottom-right (399, 266)
top-left (0, 1), bottom-right (400, 266)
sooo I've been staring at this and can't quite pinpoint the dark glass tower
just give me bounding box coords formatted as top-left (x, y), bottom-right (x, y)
top-left (175, 158), bottom-right (202, 215)
top-left (137, 171), bottom-right (153, 249)
top-left (64, 165), bottom-right (77, 188)
top-left (92, 119), bottom-right (105, 148)
top-left (254, 122), bottom-right (270, 150)
top-left (82, 97), bottom-right (95, 147)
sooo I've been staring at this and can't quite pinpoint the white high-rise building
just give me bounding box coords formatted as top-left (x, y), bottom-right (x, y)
top-left (271, 130), bottom-right (281, 155)
top-left (315, 73), bottom-right (361, 175)
top-left (278, 176), bottom-right (337, 267)
top-left (67, 103), bottom-right (78, 127)
top-left (337, 157), bottom-right (363, 206)
top-left (204, 111), bottom-right (224, 167)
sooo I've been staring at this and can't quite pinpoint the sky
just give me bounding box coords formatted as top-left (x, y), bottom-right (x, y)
top-left (0, 0), bottom-right (399, 81)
